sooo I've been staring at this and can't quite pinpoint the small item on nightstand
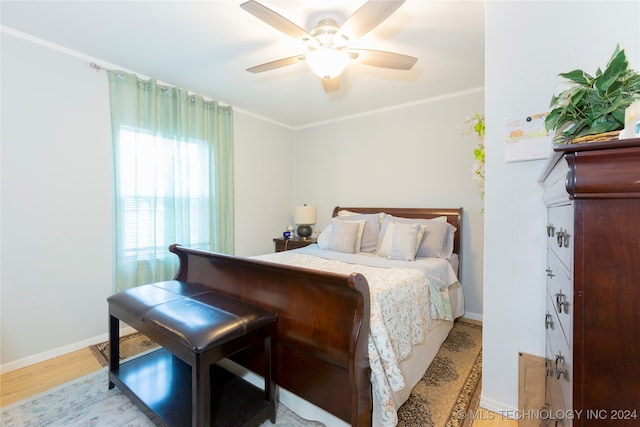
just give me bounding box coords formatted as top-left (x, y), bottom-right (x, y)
top-left (283, 225), bottom-right (294, 240)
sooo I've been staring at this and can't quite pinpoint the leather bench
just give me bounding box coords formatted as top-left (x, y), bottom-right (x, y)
top-left (107, 280), bottom-right (278, 427)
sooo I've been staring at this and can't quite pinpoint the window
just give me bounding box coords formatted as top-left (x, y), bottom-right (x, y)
top-left (107, 70), bottom-right (234, 291)
top-left (117, 127), bottom-right (210, 261)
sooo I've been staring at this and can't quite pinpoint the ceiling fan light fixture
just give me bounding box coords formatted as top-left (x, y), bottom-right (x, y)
top-left (310, 18), bottom-right (348, 48)
top-left (305, 47), bottom-right (351, 80)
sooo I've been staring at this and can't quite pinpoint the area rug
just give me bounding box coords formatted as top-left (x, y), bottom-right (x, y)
top-left (3, 321), bottom-right (481, 427)
top-left (397, 320), bottom-right (483, 427)
top-left (0, 366), bottom-right (324, 427)
top-left (89, 332), bottom-right (158, 367)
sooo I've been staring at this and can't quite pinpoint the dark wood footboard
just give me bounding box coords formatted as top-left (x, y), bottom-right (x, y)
top-left (169, 244), bottom-right (372, 426)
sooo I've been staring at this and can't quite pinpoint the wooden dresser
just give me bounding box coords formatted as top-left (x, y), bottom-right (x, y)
top-left (539, 138), bottom-right (640, 426)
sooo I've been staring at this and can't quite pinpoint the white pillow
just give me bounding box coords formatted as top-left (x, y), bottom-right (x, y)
top-left (377, 221), bottom-right (425, 258)
top-left (317, 224), bottom-right (332, 250)
top-left (417, 220), bottom-right (456, 258)
top-left (377, 215), bottom-right (456, 259)
top-left (339, 210), bottom-right (385, 225)
top-left (328, 219), bottom-right (365, 254)
top-left (388, 222), bottom-right (422, 261)
top-left (335, 212), bottom-right (382, 253)
top-left (337, 209), bottom-right (359, 217)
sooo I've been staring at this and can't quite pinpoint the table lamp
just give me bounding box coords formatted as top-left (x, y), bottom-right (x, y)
top-left (294, 205), bottom-right (316, 240)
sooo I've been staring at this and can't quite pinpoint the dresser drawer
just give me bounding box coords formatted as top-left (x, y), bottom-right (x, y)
top-left (546, 249), bottom-right (572, 347)
top-left (547, 203), bottom-right (573, 272)
top-left (546, 326), bottom-right (573, 425)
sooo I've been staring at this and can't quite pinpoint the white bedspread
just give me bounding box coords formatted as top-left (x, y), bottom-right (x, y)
top-left (253, 245), bottom-right (459, 427)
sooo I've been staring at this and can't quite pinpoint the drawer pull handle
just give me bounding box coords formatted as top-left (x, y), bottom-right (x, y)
top-left (555, 353), bottom-right (568, 381)
top-left (545, 313), bottom-right (553, 330)
top-left (555, 291), bottom-right (569, 314)
top-left (555, 228), bottom-right (570, 248)
top-left (545, 358), bottom-right (553, 377)
top-left (546, 268), bottom-right (555, 278)
top-left (546, 223), bottom-right (555, 237)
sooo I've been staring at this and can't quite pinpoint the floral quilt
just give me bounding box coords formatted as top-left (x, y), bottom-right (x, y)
top-left (253, 250), bottom-right (453, 426)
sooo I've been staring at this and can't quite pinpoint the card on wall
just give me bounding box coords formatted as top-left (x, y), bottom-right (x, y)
top-left (505, 112), bottom-right (552, 162)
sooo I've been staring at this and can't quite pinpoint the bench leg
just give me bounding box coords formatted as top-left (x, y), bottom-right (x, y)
top-left (265, 333), bottom-right (276, 423)
top-left (108, 314), bottom-right (119, 389)
top-left (193, 356), bottom-right (210, 427)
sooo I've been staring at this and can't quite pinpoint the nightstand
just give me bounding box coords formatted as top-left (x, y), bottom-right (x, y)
top-left (273, 237), bottom-right (316, 252)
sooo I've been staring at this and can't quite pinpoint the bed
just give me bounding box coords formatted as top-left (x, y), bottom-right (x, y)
top-left (169, 206), bottom-right (464, 427)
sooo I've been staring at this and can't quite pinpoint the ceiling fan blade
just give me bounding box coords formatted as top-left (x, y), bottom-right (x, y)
top-left (241, 0), bottom-right (313, 40)
top-left (350, 49), bottom-right (417, 70)
top-left (247, 54), bottom-right (306, 73)
top-left (337, 0), bottom-right (405, 40)
top-left (321, 76), bottom-right (341, 93)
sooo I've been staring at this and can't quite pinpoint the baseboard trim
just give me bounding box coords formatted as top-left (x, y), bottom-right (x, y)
top-left (0, 326), bottom-right (136, 374)
top-left (462, 311), bottom-right (483, 323)
top-left (479, 394), bottom-right (519, 419)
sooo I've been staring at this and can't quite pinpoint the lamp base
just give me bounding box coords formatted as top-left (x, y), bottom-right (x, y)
top-left (297, 225), bottom-right (312, 240)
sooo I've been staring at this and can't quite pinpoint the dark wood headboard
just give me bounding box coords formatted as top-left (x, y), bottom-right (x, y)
top-left (332, 206), bottom-right (463, 257)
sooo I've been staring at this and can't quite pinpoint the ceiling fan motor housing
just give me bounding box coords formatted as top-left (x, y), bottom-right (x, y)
top-left (309, 18), bottom-right (348, 49)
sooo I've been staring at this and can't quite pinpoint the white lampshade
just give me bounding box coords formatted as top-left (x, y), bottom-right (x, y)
top-left (305, 48), bottom-right (350, 80)
top-left (294, 205), bottom-right (317, 225)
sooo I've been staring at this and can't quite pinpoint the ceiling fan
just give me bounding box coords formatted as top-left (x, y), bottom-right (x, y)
top-left (240, 0), bottom-right (417, 93)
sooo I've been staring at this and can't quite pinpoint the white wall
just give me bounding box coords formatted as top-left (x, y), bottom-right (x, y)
top-left (234, 111), bottom-right (296, 256)
top-left (483, 0), bottom-right (640, 413)
top-left (294, 90), bottom-right (486, 318)
top-left (0, 32), bottom-right (295, 369)
top-left (1, 34), bottom-right (114, 368)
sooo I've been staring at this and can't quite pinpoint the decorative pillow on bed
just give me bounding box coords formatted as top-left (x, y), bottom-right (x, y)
top-left (417, 219), bottom-right (456, 259)
top-left (334, 212), bottom-right (382, 253)
top-left (338, 210), bottom-right (385, 224)
top-left (328, 219), bottom-right (365, 254)
top-left (316, 224), bottom-right (332, 250)
top-left (430, 215), bottom-right (448, 222)
top-left (376, 221), bottom-right (425, 258)
top-left (387, 222), bottom-right (423, 261)
top-left (377, 215), bottom-right (456, 259)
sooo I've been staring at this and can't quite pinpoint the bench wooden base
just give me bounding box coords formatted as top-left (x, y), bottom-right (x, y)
top-left (108, 348), bottom-right (273, 426)
top-left (107, 281), bottom-right (277, 427)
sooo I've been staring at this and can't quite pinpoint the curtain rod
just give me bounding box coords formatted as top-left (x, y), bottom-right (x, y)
top-left (90, 62), bottom-right (168, 92)
top-left (89, 62), bottom-right (231, 109)
top-left (89, 62), bottom-right (124, 77)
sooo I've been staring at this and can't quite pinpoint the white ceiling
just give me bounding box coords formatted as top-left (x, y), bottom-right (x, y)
top-left (1, 0), bottom-right (485, 128)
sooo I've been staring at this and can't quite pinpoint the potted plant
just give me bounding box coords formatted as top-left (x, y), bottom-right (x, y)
top-left (544, 45), bottom-right (640, 144)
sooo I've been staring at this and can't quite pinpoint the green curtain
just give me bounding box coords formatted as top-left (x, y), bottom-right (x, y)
top-left (108, 71), bottom-right (234, 292)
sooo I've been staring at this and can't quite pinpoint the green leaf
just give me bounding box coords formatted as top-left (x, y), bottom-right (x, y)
top-left (589, 117), bottom-right (621, 134)
top-left (597, 49), bottom-right (629, 92)
top-left (606, 46), bottom-right (627, 73)
top-left (559, 70), bottom-right (591, 85)
top-left (545, 108), bottom-right (562, 131)
top-left (611, 109), bottom-right (625, 124)
top-left (568, 87), bottom-right (587, 107)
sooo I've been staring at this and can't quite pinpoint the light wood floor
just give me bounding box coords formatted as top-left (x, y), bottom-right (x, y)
top-left (0, 348), bottom-right (102, 407)
top-left (0, 348), bottom-right (517, 426)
